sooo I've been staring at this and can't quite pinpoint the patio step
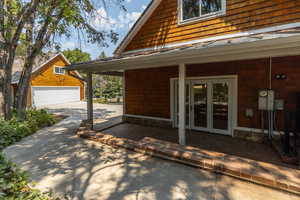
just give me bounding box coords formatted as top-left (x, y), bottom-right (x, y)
top-left (77, 123), bottom-right (300, 196)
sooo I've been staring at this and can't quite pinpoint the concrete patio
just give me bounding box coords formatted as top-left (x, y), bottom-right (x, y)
top-left (77, 121), bottom-right (300, 195)
top-left (3, 117), bottom-right (299, 200)
top-left (98, 123), bottom-right (296, 169)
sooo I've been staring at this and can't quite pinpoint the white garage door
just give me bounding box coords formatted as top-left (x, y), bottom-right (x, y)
top-left (32, 86), bottom-right (80, 107)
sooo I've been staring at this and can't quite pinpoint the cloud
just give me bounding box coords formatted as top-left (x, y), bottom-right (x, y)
top-left (117, 11), bottom-right (142, 28)
top-left (91, 7), bottom-right (142, 31)
top-left (63, 41), bottom-right (76, 49)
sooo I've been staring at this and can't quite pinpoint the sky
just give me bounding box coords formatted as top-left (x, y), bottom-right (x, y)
top-left (59, 0), bottom-right (151, 59)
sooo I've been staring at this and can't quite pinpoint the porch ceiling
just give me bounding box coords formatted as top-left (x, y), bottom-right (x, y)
top-left (67, 31), bottom-right (300, 73)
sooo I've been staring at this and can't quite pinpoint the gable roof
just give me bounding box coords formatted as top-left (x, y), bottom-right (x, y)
top-left (11, 53), bottom-right (71, 84)
top-left (114, 0), bottom-right (162, 55)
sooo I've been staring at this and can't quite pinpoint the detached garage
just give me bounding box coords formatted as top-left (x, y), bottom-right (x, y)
top-left (11, 53), bottom-right (85, 107)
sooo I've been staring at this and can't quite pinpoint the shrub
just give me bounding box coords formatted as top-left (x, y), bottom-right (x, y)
top-left (0, 110), bottom-right (60, 200)
top-left (0, 153), bottom-right (54, 200)
top-left (0, 109), bottom-right (57, 150)
top-left (26, 109), bottom-right (57, 129)
top-left (0, 120), bottom-right (18, 150)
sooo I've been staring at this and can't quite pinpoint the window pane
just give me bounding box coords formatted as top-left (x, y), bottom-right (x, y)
top-left (182, 0), bottom-right (200, 20)
top-left (193, 83), bottom-right (207, 128)
top-left (212, 82), bottom-right (228, 130)
top-left (201, 0), bottom-right (222, 15)
top-left (55, 67), bottom-right (60, 73)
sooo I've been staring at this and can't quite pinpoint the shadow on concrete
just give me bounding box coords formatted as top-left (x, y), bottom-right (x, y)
top-left (4, 117), bottom-right (299, 200)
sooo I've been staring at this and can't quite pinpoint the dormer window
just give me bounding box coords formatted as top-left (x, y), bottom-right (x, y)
top-left (54, 66), bottom-right (65, 75)
top-left (180, 0), bottom-right (226, 24)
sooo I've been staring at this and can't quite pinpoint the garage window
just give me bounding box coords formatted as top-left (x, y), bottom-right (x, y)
top-left (180, 0), bottom-right (226, 24)
top-left (54, 66), bottom-right (65, 75)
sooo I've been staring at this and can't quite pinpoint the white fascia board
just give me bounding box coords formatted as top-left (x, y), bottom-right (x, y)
top-left (74, 34), bottom-right (300, 72)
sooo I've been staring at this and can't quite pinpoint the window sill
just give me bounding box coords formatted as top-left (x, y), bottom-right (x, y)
top-left (178, 11), bottom-right (226, 27)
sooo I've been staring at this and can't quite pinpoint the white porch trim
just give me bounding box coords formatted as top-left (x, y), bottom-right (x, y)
top-left (123, 114), bottom-right (172, 122)
top-left (235, 127), bottom-right (283, 136)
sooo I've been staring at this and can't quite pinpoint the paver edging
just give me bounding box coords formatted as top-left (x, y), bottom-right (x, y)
top-left (76, 121), bottom-right (300, 196)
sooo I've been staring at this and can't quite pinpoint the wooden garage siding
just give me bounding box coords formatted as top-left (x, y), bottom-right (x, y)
top-left (124, 0), bottom-right (300, 52)
top-left (125, 55), bottom-right (300, 130)
top-left (30, 55), bottom-right (84, 105)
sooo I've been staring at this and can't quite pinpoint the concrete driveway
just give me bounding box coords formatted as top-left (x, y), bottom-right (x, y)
top-left (39, 101), bottom-right (123, 120)
top-left (3, 102), bottom-right (300, 200)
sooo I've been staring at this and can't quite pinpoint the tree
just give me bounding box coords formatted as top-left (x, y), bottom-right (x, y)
top-left (62, 48), bottom-right (91, 64)
top-left (102, 76), bottom-right (122, 99)
top-left (98, 51), bottom-right (107, 60)
top-left (0, 0), bottom-right (125, 119)
top-left (0, 0), bottom-right (40, 120)
top-left (92, 51), bottom-right (122, 101)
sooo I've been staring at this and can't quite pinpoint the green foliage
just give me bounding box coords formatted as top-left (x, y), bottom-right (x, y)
top-left (0, 153), bottom-right (54, 200)
top-left (62, 48), bottom-right (91, 64)
top-left (0, 109), bottom-right (57, 150)
top-left (0, 109), bottom-right (58, 199)
top-left (98, 51), bottom-right (107, 60)
top-left (94, 75), bottom-right (122, 100)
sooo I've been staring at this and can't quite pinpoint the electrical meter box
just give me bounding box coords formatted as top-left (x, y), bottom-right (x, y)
top-left (258, 90), bottom-right (275, 111)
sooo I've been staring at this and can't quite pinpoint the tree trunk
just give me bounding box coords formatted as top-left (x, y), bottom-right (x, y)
top-left (0, 59), bottom-right (4, 117)
top-left (14, 13), bottom-right (34, 119)
top-left (14, 62), bottom-right (33, 119)
top-left (2, 50), bottom-right (14, 120)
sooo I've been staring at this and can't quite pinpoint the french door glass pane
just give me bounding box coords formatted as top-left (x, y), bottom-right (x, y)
top-left (182, 0), bottom-right (200, 20)
top-left (193, 84), bottom-right (207, 128)
top-left (212, 82), bottom-right (228, 130)
top-left (201, 0), bottom-right (222, 15)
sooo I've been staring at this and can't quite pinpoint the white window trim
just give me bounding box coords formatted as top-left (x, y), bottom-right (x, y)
top-left (54, 66), bottom-right (65, 75)
top-left (178, 0), bottom-right (226, 25)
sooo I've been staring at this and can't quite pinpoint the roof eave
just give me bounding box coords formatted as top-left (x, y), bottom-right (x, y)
top-left (68, 34), bottom-right (300, 73)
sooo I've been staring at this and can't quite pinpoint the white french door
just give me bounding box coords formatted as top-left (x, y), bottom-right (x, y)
top-left (173, 77), bottom-right (236, 135)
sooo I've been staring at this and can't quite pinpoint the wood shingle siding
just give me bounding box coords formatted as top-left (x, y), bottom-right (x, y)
top-left (125, 55), bottom-right (300, 130)
top-left (125, 0), bottom-right (300, 51)
top-left (30, 55), bottom-right (85, 105)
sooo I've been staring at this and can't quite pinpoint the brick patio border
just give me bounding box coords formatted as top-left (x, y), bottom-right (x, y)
top-left (77, 122), bottom-right (300, 196)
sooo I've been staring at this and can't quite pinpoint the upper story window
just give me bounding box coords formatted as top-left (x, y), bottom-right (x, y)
top-left (180, 0), bottom-right (226, 24)
top-left (54, 66), bottom-right (65, 75)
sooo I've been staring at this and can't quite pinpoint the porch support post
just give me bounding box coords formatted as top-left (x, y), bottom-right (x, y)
top-left (178, 63), bottom-right (186, 145)
top-left (87, 72), bottom-right (93, 129)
